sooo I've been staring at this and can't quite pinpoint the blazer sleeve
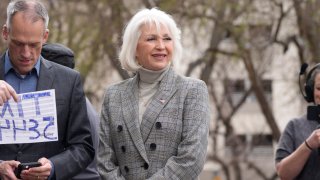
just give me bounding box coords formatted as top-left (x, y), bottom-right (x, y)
top-left (148, 80), bottom-right (210, 180)
top-left (97, 88), bottom-right (126, 180)
top-left (50, 73), bottom-right (95, 179)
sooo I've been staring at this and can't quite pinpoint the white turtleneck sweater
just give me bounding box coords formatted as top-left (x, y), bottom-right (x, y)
top-left (138, 66), bottom-right (169, 124)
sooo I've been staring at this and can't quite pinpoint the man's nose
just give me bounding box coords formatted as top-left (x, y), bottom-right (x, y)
top-left (21, 45), bottom-right (31, 58)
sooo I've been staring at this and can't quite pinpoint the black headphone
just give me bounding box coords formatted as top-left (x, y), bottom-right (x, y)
top-left (300, 63), bottom-right (320, 103)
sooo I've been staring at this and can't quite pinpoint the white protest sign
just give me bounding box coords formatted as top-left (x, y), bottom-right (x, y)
top-left (0, 89), bottom-right (58, 144)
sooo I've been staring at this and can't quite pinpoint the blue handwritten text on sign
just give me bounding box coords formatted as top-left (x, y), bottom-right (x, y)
top-left (0, 90), bottom-right (58, 144)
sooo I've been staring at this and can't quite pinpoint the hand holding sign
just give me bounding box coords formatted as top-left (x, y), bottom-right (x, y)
top-left (0, 80), bottom-right (19, 106)
top-left (0, 89), bottom-right (58, 144)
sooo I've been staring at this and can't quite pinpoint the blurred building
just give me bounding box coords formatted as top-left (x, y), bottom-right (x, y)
top-left (175, 0), bottom-right (306, 179)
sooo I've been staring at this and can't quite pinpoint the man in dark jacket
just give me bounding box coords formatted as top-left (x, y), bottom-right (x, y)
top-left (42, 43), bottom-right (101, 180)
top-left (0, 1), bottom-right (94, 179)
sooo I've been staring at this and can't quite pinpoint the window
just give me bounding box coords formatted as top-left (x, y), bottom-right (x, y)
top-left (247, 79), bottom-right (272, 102)
top-left (227, 79), bottom-right (245, 105)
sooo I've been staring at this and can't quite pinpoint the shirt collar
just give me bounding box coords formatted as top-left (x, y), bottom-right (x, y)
top-left (4, 50), bottom-right (41, 76)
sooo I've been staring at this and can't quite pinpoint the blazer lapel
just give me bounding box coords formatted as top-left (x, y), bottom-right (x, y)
top-left (121, 76), bottom-right (149, 163)
top-left (140, 68), bottom-right (178, 142)
top-left (36, 58), bottom-right (54, 91)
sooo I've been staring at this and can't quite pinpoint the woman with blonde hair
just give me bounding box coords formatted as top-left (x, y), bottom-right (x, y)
top-left (98, 8), bottom-right (210, 180)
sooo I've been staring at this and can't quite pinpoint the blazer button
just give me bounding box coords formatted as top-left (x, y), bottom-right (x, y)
top-left (155, 122), bottom-right (162, 129)
top-left (124, 166), bottom-right (129, 173)
top-left (121, 146), bottom-right (126, 153)
top-left (117, 125), bottom-right (123, 132)
top-left (150, 143), bottom-right (156, 150)
top-left (143, 163), bottom-right (149, 170)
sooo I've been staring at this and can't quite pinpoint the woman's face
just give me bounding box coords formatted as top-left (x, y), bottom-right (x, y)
top-left (136, 23), bottom-right (173, 71)
top-left (314, 73), bottom-right (320, 104)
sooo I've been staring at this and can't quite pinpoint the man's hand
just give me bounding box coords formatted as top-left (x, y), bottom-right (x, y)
top-left (20, 158), bottom-right (52, 180)
top-left (0, 160), bottom-right (20, 180)
top-left (0, 80), bottom-right (18, 106)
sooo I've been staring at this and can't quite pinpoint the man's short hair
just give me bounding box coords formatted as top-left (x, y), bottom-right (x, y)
top-left (41, 43), bottom-right (75, 69)
top-left (6, 0), bottom-right (49, 31)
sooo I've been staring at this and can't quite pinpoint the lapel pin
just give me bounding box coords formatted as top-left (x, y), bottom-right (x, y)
top-left (159, 99), bottom-right (165, 104)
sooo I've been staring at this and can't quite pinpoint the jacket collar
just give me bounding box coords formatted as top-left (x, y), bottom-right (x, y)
top-left (121, 67), bottom-right (179, 162)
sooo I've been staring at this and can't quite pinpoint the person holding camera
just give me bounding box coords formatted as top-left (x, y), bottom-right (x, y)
top-left (276, 64), bottom-right (320, 179)
top-left (41, 43), bottom-right (101, 180)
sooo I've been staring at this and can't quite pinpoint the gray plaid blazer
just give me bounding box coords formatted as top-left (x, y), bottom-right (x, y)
top-left (98, 67), bottom-right (209, 180)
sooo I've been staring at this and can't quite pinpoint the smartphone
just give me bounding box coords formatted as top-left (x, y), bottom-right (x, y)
top-left (15, 162), bottom-right (41, 179)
